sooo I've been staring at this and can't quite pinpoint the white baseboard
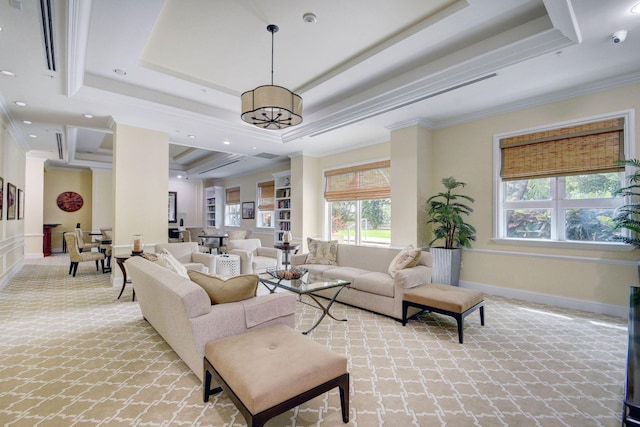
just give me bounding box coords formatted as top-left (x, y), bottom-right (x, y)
top-left (0, 260), bottom-right (25, 290)
top-left (460, 280), bottom-right (627, 318)
top-left (25, 253), bottom-right (44, 259)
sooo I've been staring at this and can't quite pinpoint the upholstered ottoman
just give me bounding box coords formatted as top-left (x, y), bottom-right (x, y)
top-left (203, 324), bottom-right (349, 427)
top-left (402, 284), bottom-right (485, 343)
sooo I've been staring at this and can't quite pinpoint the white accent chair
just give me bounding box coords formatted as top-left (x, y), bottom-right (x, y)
top-left (154, 242), bottom-right (217, 273)
top-left (227, 239), bottom-right (282, 274)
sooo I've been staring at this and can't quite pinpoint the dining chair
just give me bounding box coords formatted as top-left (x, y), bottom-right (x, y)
top-left (64, 232), bottom-right (106, 277)
top-left (74, 228), bottom-right (100, 253)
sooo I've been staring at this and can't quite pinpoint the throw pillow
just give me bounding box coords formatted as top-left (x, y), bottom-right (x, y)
top-left (158, 248), bottom-right (190, 279)
top-left (388, 245), bottom-right (422, 278)
top-left (306, 238), bottom-right (338, 265)
top-left (187, 270), bottom-right (258, 304)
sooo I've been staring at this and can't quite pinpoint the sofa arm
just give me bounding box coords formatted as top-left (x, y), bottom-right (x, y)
top-left (229, 249), bottom-right (253, 274)
top-left (394, 265), bottom-right (432, 289)
top-left (241, 293), bottom-right (296, 328)
top-left (256, 247), bottom-right (282, 267)
top-left (291, 253), bottom-right (308, 267)
top-left (191, 251), bottom-right (216, 273)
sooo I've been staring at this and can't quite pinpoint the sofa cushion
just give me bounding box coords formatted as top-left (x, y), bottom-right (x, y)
top-left (322, 266), bottom-right (369, 283)
top-left (388, 245), bottom-right (421, 278)
top-left (187, 270), bottom-right (258, 304)
top-left (307, 238), bottom-right (338, 265)
top-left (351, 271), bottom-right (395, 297)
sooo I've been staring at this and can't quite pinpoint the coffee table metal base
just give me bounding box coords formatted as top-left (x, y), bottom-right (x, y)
top-left (260, 280), bottom-right (348, 335)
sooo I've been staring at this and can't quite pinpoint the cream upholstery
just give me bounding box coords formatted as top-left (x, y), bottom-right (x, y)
top-left (74, 228), bottom-right (100, 252)
top-left (228, 238), bottom-right (281, 274)
top-left (227, 229), bottom-right (251, 240)
top-left (125, 256), bottom-right (296, 381)
top-left (154, 242), bottom-right (216, 273)
top-left (100, 227), bottom-right (112, 240)
top-left (64, 232), bottom-right (105, 277)
top-left (292, 244), bottom-right (433, 320)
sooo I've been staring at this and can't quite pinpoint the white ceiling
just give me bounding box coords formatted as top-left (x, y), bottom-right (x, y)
top-left (1, 0), bottom-right (639, 180)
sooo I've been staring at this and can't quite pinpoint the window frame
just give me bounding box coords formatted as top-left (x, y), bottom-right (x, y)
top-left (493, 110), bottom-right (635, 251)
top-left (225, 187), bottom-right (241, 228)
top-left (323, 159), bottom-right (392, 247)
top-left (256, 180), bottom-right (274, 229)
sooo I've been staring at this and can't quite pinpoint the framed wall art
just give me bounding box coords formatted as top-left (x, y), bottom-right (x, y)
top-left (242, 201), bottom-right (255, 219)
top-left (18, 189), bottom-right (24, 219)
top-left (7, 182), bottom-right (16, 220)
top-left (0, 177), bottom-right (3, 220)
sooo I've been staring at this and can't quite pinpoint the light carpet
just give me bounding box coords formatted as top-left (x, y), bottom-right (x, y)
top-left (0, 254), bottom-right (628, 426)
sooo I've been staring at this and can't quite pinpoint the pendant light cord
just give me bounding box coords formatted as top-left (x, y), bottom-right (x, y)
top-left (270, 28), bottom-right (275, 86)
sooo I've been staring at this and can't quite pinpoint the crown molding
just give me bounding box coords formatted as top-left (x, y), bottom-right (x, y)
top-left (432, 71), bottom-right (640, 130)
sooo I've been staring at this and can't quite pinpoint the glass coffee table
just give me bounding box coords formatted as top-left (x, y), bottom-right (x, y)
top-left (259, 272), bottom-right (350, 335)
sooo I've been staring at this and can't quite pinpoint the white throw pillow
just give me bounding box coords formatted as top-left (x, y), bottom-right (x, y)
top-left (388, 245), bottom-right (421, 278)
top-left (158, 248), bottom-right (190, 279)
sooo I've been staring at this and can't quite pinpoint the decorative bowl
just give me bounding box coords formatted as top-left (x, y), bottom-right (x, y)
top-left (267, 267), bottom-right (308, 281)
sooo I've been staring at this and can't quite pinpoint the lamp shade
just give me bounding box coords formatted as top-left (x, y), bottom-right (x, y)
top-left (241, 85), bottom-right (303, 129)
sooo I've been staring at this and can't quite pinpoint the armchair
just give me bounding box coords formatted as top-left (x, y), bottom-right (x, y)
top-left (227, 238), bottom-right (282, 274)
top-left (154, 242), bottom-right (216, 273)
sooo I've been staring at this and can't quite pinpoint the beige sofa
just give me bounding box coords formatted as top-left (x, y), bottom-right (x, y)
top-left (126, 256), bottom-right (296, 381)
top-left (291, 244), bottom-right (433, 320)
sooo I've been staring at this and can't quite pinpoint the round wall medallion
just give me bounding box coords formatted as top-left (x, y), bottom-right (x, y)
top-left (56, 191), bottom-right (84, 212)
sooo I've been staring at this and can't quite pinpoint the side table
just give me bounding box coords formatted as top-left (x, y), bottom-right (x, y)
top-left (116, 255), bottom-right (138, 301)
top-left (214, 254), bottom-right (240, 277)
top-left (274, 243), bottom-right (300, 270)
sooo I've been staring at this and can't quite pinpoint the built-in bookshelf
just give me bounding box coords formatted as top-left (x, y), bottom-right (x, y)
top-left (273, 171), bottom-right (291, 243)
top-left (205, 186), bottom-right (223, 228)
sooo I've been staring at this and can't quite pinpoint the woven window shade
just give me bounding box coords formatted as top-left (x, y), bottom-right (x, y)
top-left (500, 118), bottom-right (625, 180)
top-left (325, 160), bottom-right (391, 201)
top-left (257, 181), bottom-right (275, 210)
top-left (226, 187), bottom-right (240, 205)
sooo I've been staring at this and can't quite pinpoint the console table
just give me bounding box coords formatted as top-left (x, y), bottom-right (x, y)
top-left (43, 224), bottom-right (61, 257)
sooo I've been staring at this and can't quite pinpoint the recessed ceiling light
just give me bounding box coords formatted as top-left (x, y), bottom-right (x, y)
top-left (223, 141), bottom-right (231, 145)
top-left (632, 2), bottom-right (640, 14)
top-left (28, 134), bottom-right (37, 138)
top-left (113, 68), bottom-right (127, 76)
top-left (14, 101), bottom-right (27, 107)
top-left (82, 113), bottom-right (94, 119)
top-left (1, 70), bottom-right (16, 77)
top-left (22, 120), bottom-right (32, 125)
top-left (188, 134), bottom-right (196, 139)
top-left (177, 175), bottom-right (183, 179)
top-left (252, 146), bottom-right (257, 150)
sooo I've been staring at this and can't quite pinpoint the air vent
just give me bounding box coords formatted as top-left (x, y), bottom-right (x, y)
top-left (198, 160), bottom-right (240, 174)
top-left (56, 132), bottom-right (63, 159)
top-left (253, 152), bottom-right (280, 159)
top-left (39, 0), bottom-right (56, 71)
top-left (310, 73), bottom-right (498, 138)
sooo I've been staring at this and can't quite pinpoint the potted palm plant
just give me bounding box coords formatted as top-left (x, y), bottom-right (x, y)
top-left (613, 159), bottom-right (640, 281)
top-left (426, 176), bottom-right (476, 285)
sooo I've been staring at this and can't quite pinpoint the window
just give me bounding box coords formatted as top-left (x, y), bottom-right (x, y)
top-left (495, 115), bottom-right (631, 245)
top-left (256, 180), bottom-right (274, 228)
top-left (325, 161), bottom-right (391, 246)
top-left (225, 187), bottom-right (241, 227)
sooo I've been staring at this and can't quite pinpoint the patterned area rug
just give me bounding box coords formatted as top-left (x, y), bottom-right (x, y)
top-left (0, 255), bottom-right (628, 426)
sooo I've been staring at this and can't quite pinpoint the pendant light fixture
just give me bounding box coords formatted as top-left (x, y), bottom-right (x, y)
top-left (241, 24), bottom-right (303, 130)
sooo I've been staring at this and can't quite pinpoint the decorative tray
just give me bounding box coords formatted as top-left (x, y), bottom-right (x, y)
top-left (266, 267), bottom-right (308, 281)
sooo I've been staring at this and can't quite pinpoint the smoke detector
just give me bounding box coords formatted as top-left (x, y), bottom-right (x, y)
top-left (303, 13), bottom-right (317, 23)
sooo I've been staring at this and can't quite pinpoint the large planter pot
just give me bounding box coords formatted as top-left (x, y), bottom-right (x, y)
top-left (430, 247), bottom-right (462, 286)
